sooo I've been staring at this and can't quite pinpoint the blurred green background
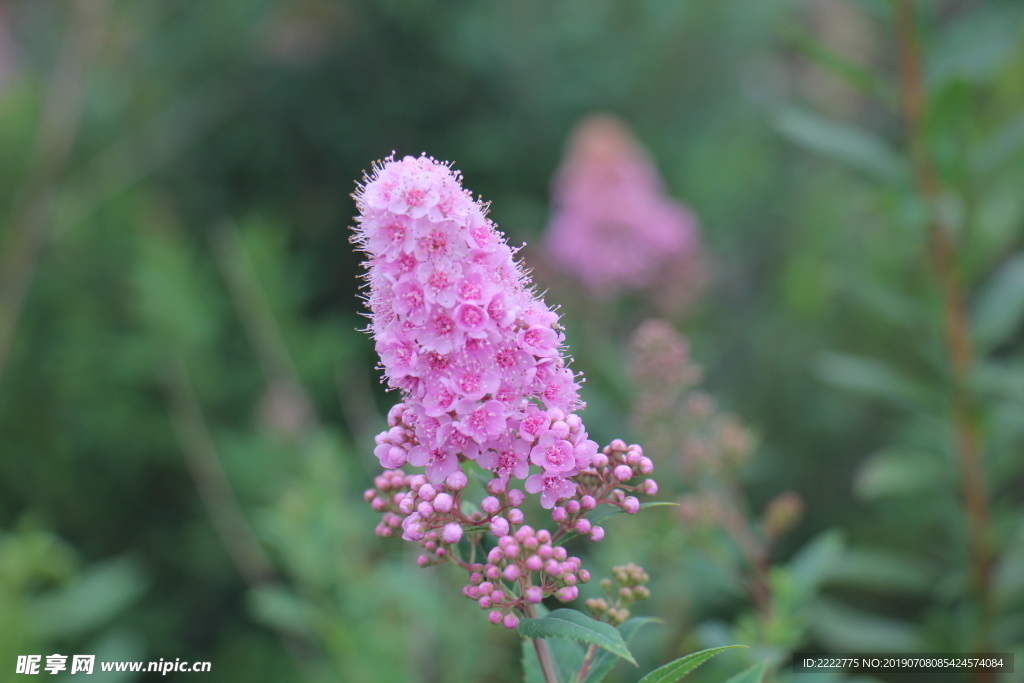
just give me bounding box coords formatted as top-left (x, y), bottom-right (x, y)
top-left (1, 0), bottom-right (1023, 681)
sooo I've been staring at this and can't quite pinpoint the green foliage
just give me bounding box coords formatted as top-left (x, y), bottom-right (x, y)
top-left (519, 609), bottom-right (637, 666)
top-left (636, 646), bottom-right (745, 683)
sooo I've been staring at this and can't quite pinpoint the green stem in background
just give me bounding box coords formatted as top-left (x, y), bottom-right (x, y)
top-left (894, 0), bottom-right (995, 671)
top-left (524, 603), bottom-right (559, 683)
top-left (0, 0), bottom-right (111, 388)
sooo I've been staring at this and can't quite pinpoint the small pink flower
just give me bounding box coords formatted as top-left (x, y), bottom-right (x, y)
top-left (530, 433), bottom-right (576, 475)
top-left (525, 473), bottom-right (576, 509)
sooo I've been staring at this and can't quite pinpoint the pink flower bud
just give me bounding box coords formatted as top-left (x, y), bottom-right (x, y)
top-left (551, 506), bottom-right (567, 522)
top-left (508, 489), bottom-right (526, 506)
top-left (433, 492), bottom-right (454, 512)
top-left (418, 484), bottom-right (437, 501)
top-left (566, 500), bottom-right (581, 514)
top-left (442, 523), bottom-right (463, 544)
top-left (556, 587), bottom-right (577, 602)
top-left (574, 519), bottom-right (592, 534)
top-left (490, 516), bottom-right (510, 537)
top-left (578, 569), bottom-right (591, 583)
top-left (363, 488), bottom-right (376, 503)
top-left (486, 565), bottom-right (501, 579)
top-left (491, 589), bottom-right (504, 602)
top-left (417, 555), bottom-right (430, 567)
top-left (589, 526), bottom-right (605, 542)
top-left (593, 453), bottom-right (609, 468)
top-left (638, 457), bottom-right (654, 474)
top-left (446, 471), bottom-right (468, 491)
top-left (507, 508), bottom-right (524, 525)
top-left (503, 564), bottom-right (520, 581)
top-left (410, 475), bottom-right (427, 491)
top-left (563, 574), bottom-right (577, 586)
top-left (536, 529), bottom-right (552, 544)
top-left (545, 559), bottom-right (560, 574)
top-left (487, 547), bottom-right (503, 565)
top-left (642, 479), bottom-right (658, 496)
top-left (623, 496), bottom-right (640, 514)
top-left (553, 546), bottom-right (567, 561)
top-left (610, 439), bottom-right (627, 451)
top-left (417, 501), bottom-right (434, 517)
top-left (580, 495), bottom-right (596, 510)
top-left (613, 465), bottom-right (633, 482)
top-left (481, 496), bottom-right (500, 514)
top-left (503, 613), bottom-right (519, 629)
top-left (470, 573), bottom-right (483, 585)
top-left (538, 545), bottom-right (553, 559)
top-left (487, 478), bottom-right (507, 495)
top-left (525, 586), bottom-right (543, 603)
top-left (526, 555), bottom-right (543, 571)
top-left (479, 596), bottom-right (492, 609)
top-left (398, 495), bottom-right (415, 515)
top-left (489, 610), bottom-right (503, 625)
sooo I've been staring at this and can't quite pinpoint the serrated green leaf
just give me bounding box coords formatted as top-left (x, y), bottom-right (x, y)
top-left (519, 609), bottom-right (637, 665)
top-left (581, 617), bottom-right (661, 683)
top-left (522, 636), bottom-right (585, 683)
top-left (723, 661), bottom-right (768, 683)
top-left (637, 645), bottom-right (745, 683)
top-left (555, 503), bottom-right (678, 546)
top-left (774, 107), bottom-right (907, 183)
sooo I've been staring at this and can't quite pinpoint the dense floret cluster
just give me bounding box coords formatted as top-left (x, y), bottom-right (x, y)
top-left (353, 155), bottom-right (659, 625)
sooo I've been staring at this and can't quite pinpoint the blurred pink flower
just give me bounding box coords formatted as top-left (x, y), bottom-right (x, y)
top-left (544, 114), bottom-right (700, 296)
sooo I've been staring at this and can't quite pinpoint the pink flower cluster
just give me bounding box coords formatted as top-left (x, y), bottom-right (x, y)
top-left (354, 154), bottom-right (660, 626)
top-left (363, 440), bottom-right (659, 627)
top-left (544, 114), bottom-right (699, 295)
top-left (353, 154), bottom-right (598, 506)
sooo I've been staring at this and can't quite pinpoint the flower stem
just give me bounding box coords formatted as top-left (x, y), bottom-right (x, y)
top-left (524, 603), bottom-right (559, 683)
top-left (894, 1), bottom-right (995, 674)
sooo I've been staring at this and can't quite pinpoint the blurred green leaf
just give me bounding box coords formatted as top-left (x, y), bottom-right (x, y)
top-left (816, 352), bottom-right (928, 408)
top-left (972, 254), bottom-right (1024, 351)
top-left (787, 530), bottom-right (844, 596)
top-left (773, 107), bottom-right (907, 183)
top-left (518, 609), bottom-right (636, 665)
top-left (30, 557), bottom-right (146, 639)
top-left (824, 548), bottom-right (932, 594)
top-left (723, 661), bottom-right (767, 683)
top-left (636, 645), bottom-right (745, 683)
top-left (927, 4), bottom-right (1024, 87)
top-left (854, 449), bottom-right (948, 500)
top-left (248, 586), bottom-right (318, 637)
top-left (809, 598), bottom-right (922, 652)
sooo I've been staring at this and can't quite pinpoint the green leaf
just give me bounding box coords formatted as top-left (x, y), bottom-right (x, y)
top-left (824, 548), bottom-right (932, 594)
top-left (815, 352), bottom-right (927, 408)
top-left (810, 598), bottom-right (922, 652)
top-left (555, 503), bottom-right (678, 546)
top-left (522, 636), bottom-right (586, 683)
top-left (854, 449), bottom-right (948, 500)
top-left (723, 662), bottom-right (768, 683)
top-left (518, 609), bottom-right (637, 665)
top-left (30, 557), bottom-right (147, 638)
top-left (773, 107), bottom-right (907, 183)
top-left (787, 530), bottom-right (844, 595)
top-left (581, 617), bottom-right (661, 683)
top-left (972, 254), bottom-right (1024, 351)
top-left (637, 645), bottom-right (746, 683)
